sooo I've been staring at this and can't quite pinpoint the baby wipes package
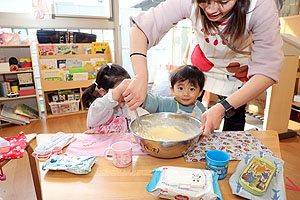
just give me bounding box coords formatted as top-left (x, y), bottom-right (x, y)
top-left (146, 166), bottom-right (222, 200)
top-left (42, 155), bottom-right (96, 174)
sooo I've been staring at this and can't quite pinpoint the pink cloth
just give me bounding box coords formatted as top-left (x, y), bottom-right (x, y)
top-left (65, 133), bottom-right (147, 157)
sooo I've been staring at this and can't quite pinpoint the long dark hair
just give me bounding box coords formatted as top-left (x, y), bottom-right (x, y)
top-left (82, 63), bottom-right (130, 108)
top-left (195, 0), bottom-right (251, 53)
top-left (170, 65), bottom-right (205, 91)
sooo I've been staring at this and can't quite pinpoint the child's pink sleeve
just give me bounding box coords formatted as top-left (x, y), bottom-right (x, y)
top-left (248, 0), bottom-right (284, 83)
top-left (130, 0), bottom-right (193, 49)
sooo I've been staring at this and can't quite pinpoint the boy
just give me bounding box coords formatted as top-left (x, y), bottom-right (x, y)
top-left (142, 65), bottom-right (206, 121)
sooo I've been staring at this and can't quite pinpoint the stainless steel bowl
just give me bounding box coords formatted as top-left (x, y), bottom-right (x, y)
top-left (129, 112), bottom-right (202, 158)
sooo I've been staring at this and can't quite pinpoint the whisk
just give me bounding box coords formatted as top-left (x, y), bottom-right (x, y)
top-left (134, 110), bottom-right (153, 138)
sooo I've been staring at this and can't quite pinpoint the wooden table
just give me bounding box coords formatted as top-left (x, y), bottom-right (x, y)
top-left (36, 130), bottom-right (282, 200)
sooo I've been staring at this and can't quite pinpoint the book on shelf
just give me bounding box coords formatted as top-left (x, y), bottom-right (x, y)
top-left (19, 84), bottom-right (35, 91)
top-left (14, 104), bottom-right (39, 119)
top-left (71, 44), bottom-right (79, 55)
top-left (0, 82), bottom-right (10, 97)
top-left (40, 59), bottom-right (57, 70)
top-left (38, 44), bottom-right (56, 56)
top-left (0, 104), bottom-right (30, 125)
top-left (92, 42), bottom-right (109, 54)
top-left (56, 44), bottom-right (72, 55)
top-left (66, 58), bottom-right (82, 68)
top-left (57, 59), bottom-right (67, 69)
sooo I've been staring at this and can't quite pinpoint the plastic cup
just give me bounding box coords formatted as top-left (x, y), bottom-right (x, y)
top-left (104, 141), bottom-right (132, 168)
top-left (205, 150), bottom-right (230, 180)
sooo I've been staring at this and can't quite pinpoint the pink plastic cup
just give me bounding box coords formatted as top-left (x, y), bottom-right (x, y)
top-left (104, 141), bottom-right (132, 168)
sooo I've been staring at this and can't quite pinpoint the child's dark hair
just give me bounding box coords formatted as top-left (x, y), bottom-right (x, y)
top-left (82, 63), bottom-right (130, 108)
top-left (170, 65), bottom-right (205, 90)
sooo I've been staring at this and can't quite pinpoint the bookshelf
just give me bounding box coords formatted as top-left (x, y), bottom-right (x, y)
top-left (37, 43), bottom-right (113, 119)
top-left (0, 45), bottom-right (42, 126)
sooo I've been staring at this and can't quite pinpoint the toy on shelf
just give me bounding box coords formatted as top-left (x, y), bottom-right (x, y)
top-left (19, 58), bottom-right (32, 69)
top-left (10, 65), bottom-right (18, 71)
top-left (7, 92), bottom-right (19, 98)
top-left (239, 156), bottom-right (276, 196)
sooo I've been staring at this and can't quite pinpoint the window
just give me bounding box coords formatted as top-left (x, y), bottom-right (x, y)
top-left (53, 0), bottom-right (111, 18)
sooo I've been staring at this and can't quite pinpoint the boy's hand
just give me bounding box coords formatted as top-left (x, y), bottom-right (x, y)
top-left (112, 79), bottom-right (131, 101)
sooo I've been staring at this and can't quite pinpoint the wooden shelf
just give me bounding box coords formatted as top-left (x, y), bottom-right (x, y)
top-left (37, 43), bottom-right (113, 118)
top-left (41, 79), bottom-right (94, 91)
top-left (0, 44), bottom-right (42, 125)
top-left (0, 45), bottom-right (31, 48)
top-left (0, 95), bottom-right (37, 101)
top-left (46, 110), bottom-right (87, 119)
top-left (39, 54), bottom-right (112, 61)
top-left (292, 101), bottom-right (300, 107)
top-left (0, 70), bottom-right (33, 75)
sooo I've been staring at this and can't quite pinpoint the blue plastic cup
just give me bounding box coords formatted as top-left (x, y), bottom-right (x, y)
top-left (205, 150), bottom-right (230, 180)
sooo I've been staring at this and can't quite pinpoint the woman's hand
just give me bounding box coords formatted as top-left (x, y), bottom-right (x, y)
top-left (200, 103), bottom-right (225, 137)
top-left (112, 79), bottom-right (131, 102)
top-left (123, 77), bottom-right (148, 110)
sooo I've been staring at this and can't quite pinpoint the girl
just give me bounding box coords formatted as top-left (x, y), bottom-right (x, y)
top-left (124, 0), bottom-right (284, 136)
top-left (82, 63), bottom-right (131, 130)
top-left (142, 65), bottom-right (206, 121)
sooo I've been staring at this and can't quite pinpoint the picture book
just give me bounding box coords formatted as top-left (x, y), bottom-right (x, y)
top-left (72, 44), bottom-right (79, 55)
top-left (91, 42), bottom-right (109, 54)
top-left (83, 45), bottom-right (92, 54)
top-left (14, 104), bottom-right (39, 119)
top-left (0, 104), bottom-right (30, 125)
top-left (82, 61), bottom-right (96, 67)
top-left (88, 72), bottom-right (96, 80)
top-left (56, 44), bottom-right (72, 55)
top-left (57, 59), bottom-right (67, 69)
top-left (19, 85), bottom-right (35, 91)
top-left (40, 59), bottom-right (57, 69)
top-left (41, 69), bottom-right (66, 81)
top-left (38, 45), bottom-right (56, 56)
top-left (17, 73), bottom-right (33, 85)
top-left (66, 58), bottom-right (82, 68)
top-left (90, 58), bottom-right (107, 67)
top-left (72, 72), bottom-right (88, 81)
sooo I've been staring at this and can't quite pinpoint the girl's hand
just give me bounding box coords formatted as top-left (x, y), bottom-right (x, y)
top-left (112, 79), bottom-right (131, 101)
top-left (200, 103), bottom-right (225, 137)
top-left (123, 77), bottom-right (148, 110)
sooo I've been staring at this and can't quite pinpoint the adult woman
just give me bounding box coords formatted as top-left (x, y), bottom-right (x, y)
top-left (123, 0), bottom-right (284, 136)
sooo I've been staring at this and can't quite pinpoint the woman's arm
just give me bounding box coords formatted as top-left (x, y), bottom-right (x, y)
top-left (123, 0), bottom-right (193, 110)
top-left (201, 74), bottom-right (275, 136)
top-left (123, 27), bottom-right (149, 110)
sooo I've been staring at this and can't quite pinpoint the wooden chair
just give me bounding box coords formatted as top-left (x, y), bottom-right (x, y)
top-left (1, 134), bottom-right (42, 200)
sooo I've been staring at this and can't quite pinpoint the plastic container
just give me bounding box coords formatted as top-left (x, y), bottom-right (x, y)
top-left (0, 137), bottom-right (10, 154)
top-left (205, 150), bottom-right (230, 180)
top-left (239, 156), bottom-right (276, 196)
top-left (49, 100), bottom-right (80, 115)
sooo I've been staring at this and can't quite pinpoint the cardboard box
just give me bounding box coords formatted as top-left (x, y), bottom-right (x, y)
top-left (0, 63), bottom-right (10, 73)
